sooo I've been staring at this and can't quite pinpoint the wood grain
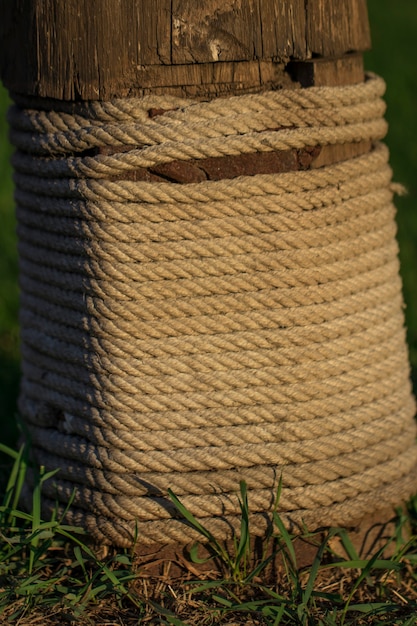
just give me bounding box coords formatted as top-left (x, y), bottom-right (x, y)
top-left (0, 1), bottom-right (375, 176)
top-left (307, 0), bottom-right (371, 58)
top-left (0, 0), bottom-right (371, 100)
top-left (288, 54), bottom-right (365, 88)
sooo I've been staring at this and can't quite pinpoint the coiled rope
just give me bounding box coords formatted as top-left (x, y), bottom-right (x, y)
top-left (11, 73), bottom-right (417, 546)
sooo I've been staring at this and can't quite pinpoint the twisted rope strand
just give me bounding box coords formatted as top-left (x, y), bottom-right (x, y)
top-left (12, 73), bottom-right (417, 545)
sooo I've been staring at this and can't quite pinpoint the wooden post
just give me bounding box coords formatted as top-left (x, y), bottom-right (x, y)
top-left (0, 0), bottom-right (372, 179)
top-left (0, 0), bottom-right (371, 100)
top-left (2, 0), bottom-right (410, 565)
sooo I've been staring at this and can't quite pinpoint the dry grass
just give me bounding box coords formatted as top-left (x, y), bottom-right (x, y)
top-left (1, 452), bottom-right (417, 626)
top-left (2, 549), bottom-right (417, 625)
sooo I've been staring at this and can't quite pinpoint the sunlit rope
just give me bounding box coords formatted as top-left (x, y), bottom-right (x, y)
top-left (11, 73), bottom-right (417, 546)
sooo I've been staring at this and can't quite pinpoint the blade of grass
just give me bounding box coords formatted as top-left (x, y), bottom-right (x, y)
top-left (298, 529), bottom-right (337, 620)
top-left (1, 443), bottom-right (27, 519)
top-left (73, 545), bottom-right (88, 579)
top-left (0, 442), bottom-right (19, 460)
top-left (188, 541), bottom-right (213, 564)
top-left (212, 594), bottom-right (233, 608)
top-left (29, 471), bottom-right (42, 575)
top-left (345, 602), bottom-right (400, 612)
top-left (339, 546), bottom-right (400, 625)
top-left (166, 617), bottom-right (189, 626)
top-left (245, 551), bottom-right (276, 583)
top-left (234, 480), bottom-right (250, 579)
top-left (335, 527), bottom-right (360, 561)
top-left (320, 558), bottom-right (403, 571)
top-left (272, 477), bottom-right (297, 571)
top-left (28, 467), bottom-right (59, 574)
top-left (168, 488), bottom-right (229, 565)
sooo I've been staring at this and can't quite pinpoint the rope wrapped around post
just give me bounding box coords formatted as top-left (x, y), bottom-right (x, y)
top-left (10, 73), bottom-right (417, 546)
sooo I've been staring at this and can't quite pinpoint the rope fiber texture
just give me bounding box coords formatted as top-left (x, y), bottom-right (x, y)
top-left (11, 73), bottom-right (417, 546)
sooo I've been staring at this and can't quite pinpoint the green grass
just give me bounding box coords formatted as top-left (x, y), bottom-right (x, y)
top-left (1, 444), bottom-right (417, 625)
top-left (0, 443), bottom-right (145, 624)
top-left (365, 0), bottom-right (417, 382)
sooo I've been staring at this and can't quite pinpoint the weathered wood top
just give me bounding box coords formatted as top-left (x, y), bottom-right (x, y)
top-left (0, 0), bottom-right (371, 100)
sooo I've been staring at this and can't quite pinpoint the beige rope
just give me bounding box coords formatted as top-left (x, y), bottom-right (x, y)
top-left (12, 73), bottom-right (417, 547)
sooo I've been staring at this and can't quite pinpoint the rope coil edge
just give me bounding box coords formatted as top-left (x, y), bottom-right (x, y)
top-left (10, 73), bottom-right (417, 546)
